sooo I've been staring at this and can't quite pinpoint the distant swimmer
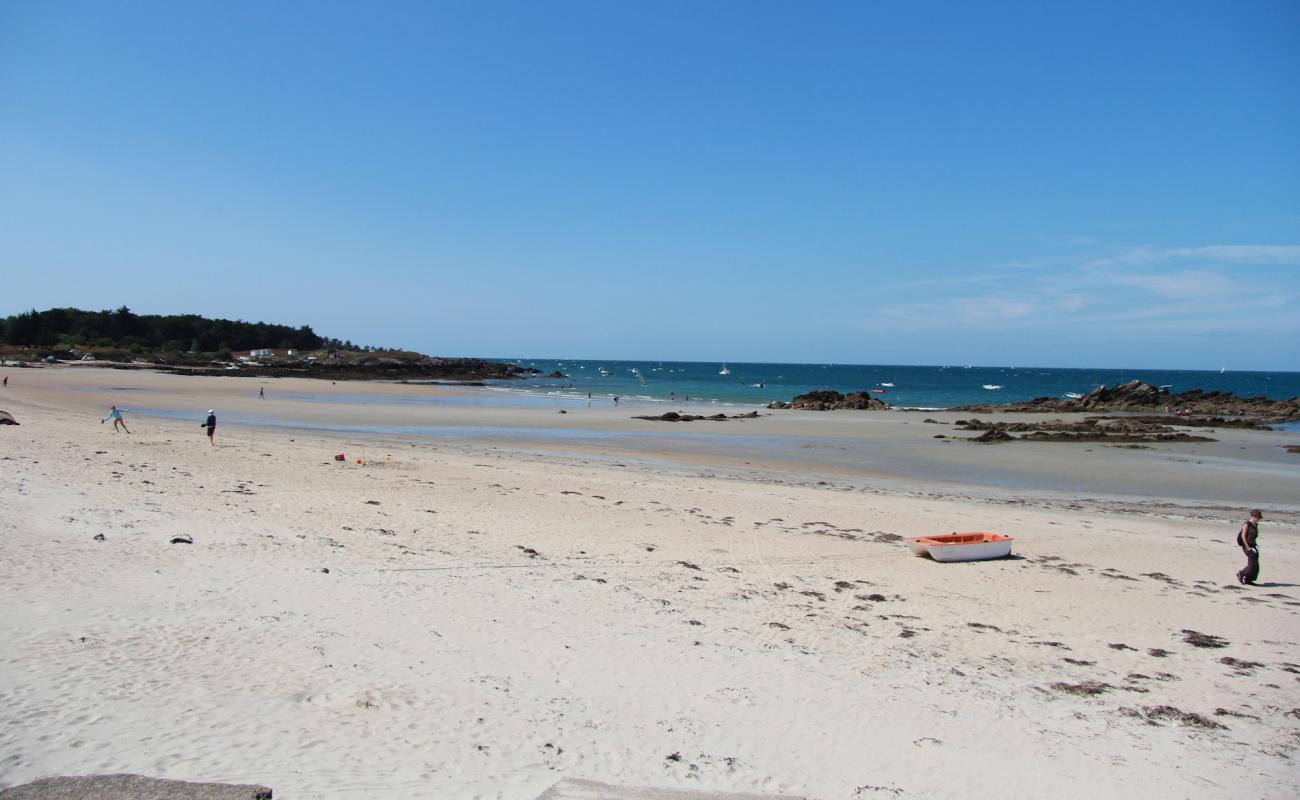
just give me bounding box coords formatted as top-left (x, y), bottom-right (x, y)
top-left (202, 409), bottom-right (217, 446)
top-left (101, 404), bottom-right (130, 434)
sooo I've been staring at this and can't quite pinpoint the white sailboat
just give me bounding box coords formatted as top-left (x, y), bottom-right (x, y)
top-left (719, 363), bottom-right (731, 375)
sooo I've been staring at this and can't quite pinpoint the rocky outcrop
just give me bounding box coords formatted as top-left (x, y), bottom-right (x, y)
top-left (0, 774), bottom-right (272, 799)
top-left (951, 379), bottom-right (1298, 422)
top-left (955, 416), bottom-right (1216, 444)
top-left (633, 411), bottom-right (761, 422)
top-left (768, 390), bottom-right (888, 411)
top-left (1091, 414), bottom-right (1269, 429)
top-left (162, 356), bottom-right (536, 383)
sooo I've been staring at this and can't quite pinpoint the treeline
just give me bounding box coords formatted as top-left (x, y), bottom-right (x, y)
top-left (1, 307), bottom-right (333, 353)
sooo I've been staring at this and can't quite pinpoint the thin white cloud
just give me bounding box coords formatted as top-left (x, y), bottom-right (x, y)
top-left (866, 240), bottom-right (1300, 341)
top-left (1058, 293), bottom-right (1090, 312)
top-left (869, 295), bottom-right (1040, 332)
top-left (1089, 245), bottom-right (1300, 269)
top-left (1105, 270), bottom-right (1239, 300)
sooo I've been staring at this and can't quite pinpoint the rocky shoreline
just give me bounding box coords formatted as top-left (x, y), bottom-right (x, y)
top-left (148, 355), bottom-right (533, 382)
top-left (206, 356), bottom-right (533, 382)
top-left (952, 416), bottom-right (1218, 445)
top-left (767, 390), bottom-right (889, 411)
top-left (632, 410), bottom-right (762, 423)
top-left (951, 379), bottom-right (1299, 422)
top-left (768, 380), bottom-right (1298, 423)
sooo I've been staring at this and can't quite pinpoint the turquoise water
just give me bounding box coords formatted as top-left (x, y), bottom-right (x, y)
top-left (489, 360), bottom-right (1300, 409)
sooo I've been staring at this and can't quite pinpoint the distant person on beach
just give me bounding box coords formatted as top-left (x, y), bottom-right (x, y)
top-left (613, 396), bottom-right (619, 406)
top-left (1236, 509), bottom-right (1263, 585)
top-left (259, 386), bottom-right (264, 399)
top-left (101, 405), bottom-right (130, 434)
top-left (202, 410), bottom-right (217, 446)
top-left (2, 375), bottom-right (7, 388)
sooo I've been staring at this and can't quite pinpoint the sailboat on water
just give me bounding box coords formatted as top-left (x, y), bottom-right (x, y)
top-left (719, 363), bottom-right (732, 375)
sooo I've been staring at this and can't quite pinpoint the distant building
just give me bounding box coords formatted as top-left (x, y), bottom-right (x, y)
top-left (287, 349), bottom-right (298, 356)
top-left (250, 349), bottom-right (274, 357)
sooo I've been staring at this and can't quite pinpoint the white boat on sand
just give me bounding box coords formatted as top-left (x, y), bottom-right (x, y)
top-left (905, 532), bottom-right (1014, 562)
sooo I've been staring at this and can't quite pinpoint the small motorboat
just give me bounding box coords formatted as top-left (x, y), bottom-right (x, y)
top-left (880, 382), bottom-right (895, 387)
top-left (1063, 392), bottom-right (1083, 399)
top-left (870, 388), bottom-right (886, 394)
top-left (982, 384), bottom-right (1002, 390)
top-left (905, 532), bottom-right (1014, 562)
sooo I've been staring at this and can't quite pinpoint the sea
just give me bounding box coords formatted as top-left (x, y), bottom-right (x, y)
top-left (486, 359), bottom-right (1300, 411)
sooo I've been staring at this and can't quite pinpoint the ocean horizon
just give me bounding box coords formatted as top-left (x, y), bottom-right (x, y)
top-left (484, 359), bottom-right (1300, 410)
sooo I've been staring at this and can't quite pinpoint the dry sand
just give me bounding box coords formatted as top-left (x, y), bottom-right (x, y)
top-left (1, 366), bottom-right (1298, 799)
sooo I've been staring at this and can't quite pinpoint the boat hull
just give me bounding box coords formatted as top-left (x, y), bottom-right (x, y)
top-left (904, 533), bottom-right (1013, 562)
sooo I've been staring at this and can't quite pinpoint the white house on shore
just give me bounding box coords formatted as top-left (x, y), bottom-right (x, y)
top-left (249, 349), bottom-right (273, 357)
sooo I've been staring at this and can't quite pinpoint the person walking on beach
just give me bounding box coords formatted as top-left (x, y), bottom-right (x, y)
top-left (202, 409), bottom-right (217, 446)
top-left (259, 386), bottom-right (264, 399)
top-left (101, 404), bottom-right (130, 434)
top-left (3, 375), bottom-right (7, 388)
top-left (1236, 510), bottom-right (1263, 585)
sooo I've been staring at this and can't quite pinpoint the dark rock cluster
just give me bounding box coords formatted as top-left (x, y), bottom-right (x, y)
top-left (767, 390), bottom-right (889, 411)
top-left (633, 411), bottom-right (761, 422)
top-left (955, 417), bottom-right (1217, 444)
top-left (164, 356), bottom-right (535, 383)
top-left (952, 379), bottom-right (1298, 422)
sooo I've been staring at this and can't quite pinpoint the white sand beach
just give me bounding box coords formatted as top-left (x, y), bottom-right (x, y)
top-left (2, 367), bottom-right (1298, 798)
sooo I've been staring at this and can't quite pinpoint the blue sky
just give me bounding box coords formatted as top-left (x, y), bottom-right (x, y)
top-left (2, 1), bottom-right (1298, 369)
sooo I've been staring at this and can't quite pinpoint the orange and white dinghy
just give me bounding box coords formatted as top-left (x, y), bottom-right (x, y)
top-left (905, 532), bottom-right (1013, 562)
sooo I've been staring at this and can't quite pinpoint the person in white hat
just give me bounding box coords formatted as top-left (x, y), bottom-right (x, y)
top-left (202, 410), bottom-right (217, 446)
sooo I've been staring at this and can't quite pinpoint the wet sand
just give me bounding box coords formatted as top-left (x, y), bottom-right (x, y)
top-left (8, 364), bottom-right (1299, 509)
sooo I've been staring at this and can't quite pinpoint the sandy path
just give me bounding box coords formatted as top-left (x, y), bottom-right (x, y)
top-left (1, 377), bottom-right (1298, 798)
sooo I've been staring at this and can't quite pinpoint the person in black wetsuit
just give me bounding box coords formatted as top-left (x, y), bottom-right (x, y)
top-left (1236, 509), bottom-right (1262, 585)
top-left (202, 410), bottom-right (217, 446)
